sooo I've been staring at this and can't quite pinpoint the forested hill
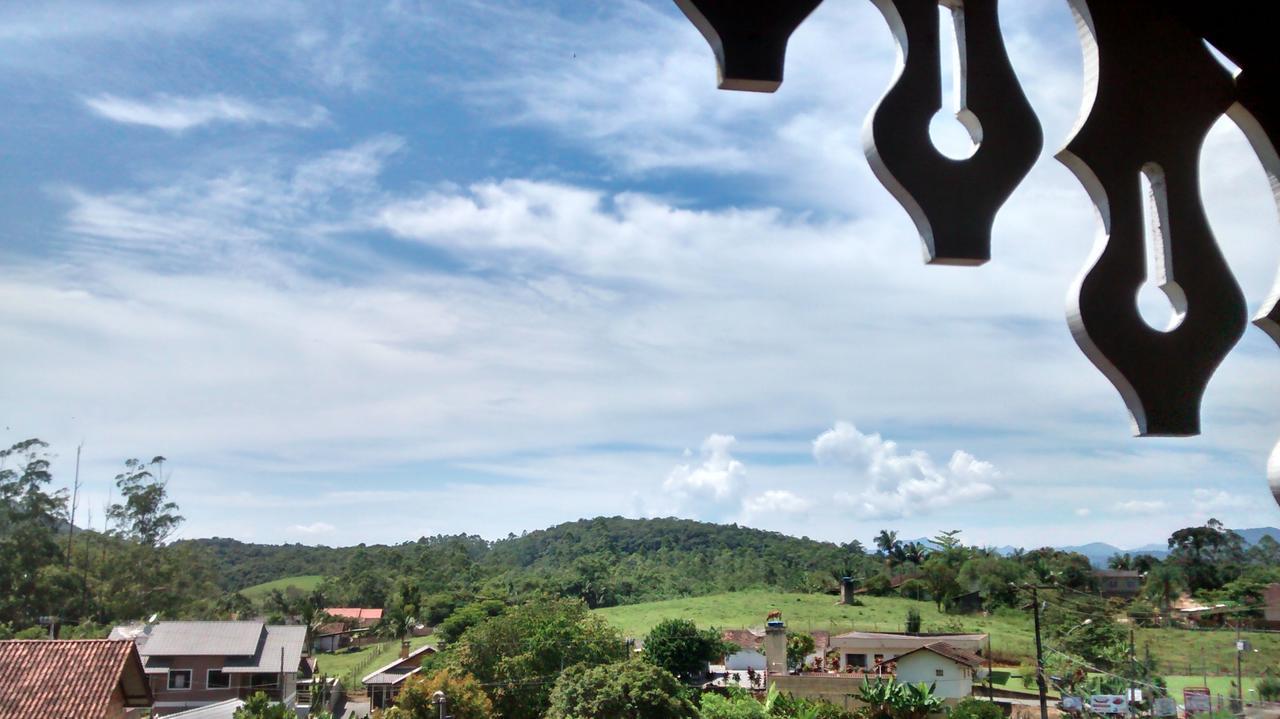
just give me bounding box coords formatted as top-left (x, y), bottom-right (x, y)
top-left (181, 516), bottom-right (869, 606)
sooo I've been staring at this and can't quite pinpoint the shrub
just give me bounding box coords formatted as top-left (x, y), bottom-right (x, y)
top-left (862, 574), bottom-right (893, 596)
top-left (700, 691), bottom-right (768, 719)
top-left (905, 609), bottom-right (922, 635)
top-left (898, 579), bottom-right (928, 601)
top-left (949, 698), bottom-right (1005, 719)
top-left (1258, 676), bottom-right (1280, 702)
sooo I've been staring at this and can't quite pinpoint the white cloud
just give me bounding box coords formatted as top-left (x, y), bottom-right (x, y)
top-left (1191, 489), bottom-right (1251, 511)
top-left (819, 422), bottom-right (999, 519)
top-left (83, 93), bottom-right (330, 132)
top-left (663, 434), bottom-right (746, 510)
top-left (1116, 500), bottom-right (1168, 516)
top-left (289, 521), bottom-right (335, 534)
top-left (742, 489), bottom-right (812, 518)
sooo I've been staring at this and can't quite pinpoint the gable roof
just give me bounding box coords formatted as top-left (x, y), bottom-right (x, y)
top-left (221, 625), bottom-right (307, 674)
top-left (165, 698), bottom-right (245, 718)
top-left (882, 641), bottom-right (984, 669)
top-left (324, 607), bottom-right (383, 622)
top-left (138, 623), bottom-right (306, 676)
top-left (362, 645), bottom-right (436, 685)
top-left (0, 639), bottom-right (153, 718)
top-left (142, 621), bottom-right (265, 656)
top-left (721, 629), bottom-right (765, 651)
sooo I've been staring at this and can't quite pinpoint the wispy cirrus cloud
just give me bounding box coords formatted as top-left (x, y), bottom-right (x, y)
top-left (82, 93), bottom-right (330, 132)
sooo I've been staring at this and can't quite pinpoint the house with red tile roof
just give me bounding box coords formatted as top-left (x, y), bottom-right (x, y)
top-left (0, 639), bottom-right (153, 719)
top-left (313, 607), bottom-right (383, 652)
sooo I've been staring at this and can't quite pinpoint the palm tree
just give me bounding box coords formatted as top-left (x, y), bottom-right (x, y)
top-left (1142, 563), bottom-right (1185, 616)
top-left (875, 530), bottom-right (901, 572)
top-left (900, 542), bottom-right (929, 567)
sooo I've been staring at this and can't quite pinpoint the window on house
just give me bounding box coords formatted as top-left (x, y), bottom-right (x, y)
top-left (846, 653), bottom-right (867, 668)
top-left (168, 670), bottom-right (193, 690)
top-left (207, 670), bottom-right (231, 689)
top-left (935, 668), bottom-right (945, 677)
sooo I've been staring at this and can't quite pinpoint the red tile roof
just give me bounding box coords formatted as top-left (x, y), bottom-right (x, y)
top-left (0, 639), bottom-right (152, 718)
top-left (324, 607), bottom-right (383, 622)
top-left (878, 641), bottom-right (984, 669)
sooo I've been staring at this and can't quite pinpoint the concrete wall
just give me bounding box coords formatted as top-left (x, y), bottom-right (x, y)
top-left (768, 675), bottom-right (867, 711)
top-left (895, 653), bottom-right (974, 699)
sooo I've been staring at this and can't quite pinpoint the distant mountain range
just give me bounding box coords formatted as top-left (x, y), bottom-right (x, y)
top-left (908, 527), bottom-right (1280, 567)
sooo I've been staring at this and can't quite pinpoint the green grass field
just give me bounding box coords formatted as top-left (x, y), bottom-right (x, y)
top-left (313, 636), bottom-right (434, 688)
top-left (594, 591), bottom-right (1280, 677)
top-left (239, 575), bottom-right (324, 600)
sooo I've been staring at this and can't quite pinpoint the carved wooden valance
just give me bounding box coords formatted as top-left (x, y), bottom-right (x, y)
top-left (674, 0), bottom-right (1280, 507)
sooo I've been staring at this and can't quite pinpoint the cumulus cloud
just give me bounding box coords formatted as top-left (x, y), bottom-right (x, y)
top-left (818, 422), bottom-right (999, 519)
top-left (1115, 500), bottom-right (1168, 516)
top-left (663, 434), bottom-right (746, 511)
top-left (83, 93), bottom-right (330, 132)
top-left (290, 521), bottom-right (335, 534)
top-left (742, 489), bottom-right (812, 518)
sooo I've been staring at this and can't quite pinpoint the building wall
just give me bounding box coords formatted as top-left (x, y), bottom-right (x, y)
top-left (149, 655), bottom-right (295, 716)
top-left (895, 653), bottom-right (974, 699)
top-left (768, 675), bottom-right (866, 710)
top-left (1264, 583), bottom-right (1280, 624)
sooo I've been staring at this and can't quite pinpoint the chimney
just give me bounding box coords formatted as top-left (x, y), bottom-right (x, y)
top-left (400, 639), bottom-right (411, 659)
top-left (763, 613), bottom-right (787, 676)
top-left (840, 577), bottom-right (855, 605)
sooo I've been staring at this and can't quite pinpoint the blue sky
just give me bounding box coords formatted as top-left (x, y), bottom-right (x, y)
top-left (2, 0), bottom-right (1278, 548)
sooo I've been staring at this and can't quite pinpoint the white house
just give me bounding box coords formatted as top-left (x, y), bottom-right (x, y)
top-left (881, 642), bottom-right (986, 699)
top-left (829, 631), bottom-right (986, 671)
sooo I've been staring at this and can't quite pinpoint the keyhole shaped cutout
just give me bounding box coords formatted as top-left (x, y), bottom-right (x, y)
top-left (928, 2), bottom-right (982, 160)
top-left (1136, 164), bottom-right (1188, 332)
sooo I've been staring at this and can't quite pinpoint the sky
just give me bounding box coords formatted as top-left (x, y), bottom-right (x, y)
top-left (2, 0), bottom-right (1279, 550)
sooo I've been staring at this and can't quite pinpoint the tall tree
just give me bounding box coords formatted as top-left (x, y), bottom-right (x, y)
top-left (0, 439), bottom-right (68, 625)
top-left (107, 457), bottom-right (182, 546)
top-left (1167, 519), bottom-right (1244, 593)
top-left (643, 618), bottom-right (727, 679)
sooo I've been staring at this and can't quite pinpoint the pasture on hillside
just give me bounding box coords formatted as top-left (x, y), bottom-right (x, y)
top-left (594, 590), bottom-right (1280, 676)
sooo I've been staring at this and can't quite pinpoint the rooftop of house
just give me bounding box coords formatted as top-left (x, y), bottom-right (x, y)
top-left (163, 698), bottom-right (246, 718)
top-left (880, 641), bottom-right (984, 669)
top-left (324, 607), bottom-right (383, 622)
top-left (1094, 569), bottom-right (1143, 578)
top-left (721, 629), bottom-right (765, 650)
top-left (831, 630), bottom-right (987, 641)
top-left (0, 639), bottom-right (153, 719)
top-left (362, 645), bottom-right (437, 686)
top-left (139, 622), bottom-right (306, 676)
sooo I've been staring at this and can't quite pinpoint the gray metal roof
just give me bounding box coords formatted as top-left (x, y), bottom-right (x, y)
top-left (163, 699), bottom-right (245, 718)
top-left (364, 667), bottom-right (421, 686)
top-left (142, 622), bottom-right (265, 657)
top-left (221, 625), bottom-right (307, 674)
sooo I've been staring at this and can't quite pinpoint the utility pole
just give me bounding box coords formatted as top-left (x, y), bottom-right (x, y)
top-left (1129, 627), bottom-right (1137, 711)
top-left (1235, 621), bottom-right (1245, 713)
top-left (1031, 585), bottom-right (1049, 719)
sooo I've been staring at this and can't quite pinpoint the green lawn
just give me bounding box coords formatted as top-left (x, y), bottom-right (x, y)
top-left (239, 575), bottom-right (324, 601)
top-left (313, 635), bottom-right (435, 689)
top-left (595, 590), bottom-right (1035, 661)
top-left (593, 590), bottom-right (1280, 677)
top-left (1163, 675), bottom-right (1259, 701)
